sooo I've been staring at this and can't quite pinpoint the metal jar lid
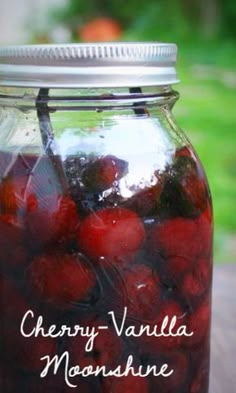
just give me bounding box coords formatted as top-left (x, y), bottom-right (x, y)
top-left (0, 42), bottom-right (178, 88)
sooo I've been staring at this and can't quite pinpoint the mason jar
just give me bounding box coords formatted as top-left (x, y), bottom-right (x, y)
top-left (0, 43), bottom-right (213, 393)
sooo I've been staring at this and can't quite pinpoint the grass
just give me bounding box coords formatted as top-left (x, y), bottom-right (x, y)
top-left (173, 62), bottom-right (236, 263)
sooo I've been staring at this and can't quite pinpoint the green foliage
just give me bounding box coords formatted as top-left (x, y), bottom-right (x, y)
top-left (52, 0), bottom-right (149, 28)
top-left (123, 1), bottom-right (192, 43)
top-left (51, 0), bottom-right (236, 41)
top-left (221, 0), bottom-right (236, 37)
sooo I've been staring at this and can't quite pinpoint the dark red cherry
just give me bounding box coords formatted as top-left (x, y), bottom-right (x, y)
top-left (78, 207), bottom-right (145, 261)
top-left (28, 252), bottom-right (96, 308)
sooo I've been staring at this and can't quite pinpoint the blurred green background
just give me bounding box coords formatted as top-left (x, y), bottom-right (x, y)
top-left (31, 0), bottom-right (236, 262)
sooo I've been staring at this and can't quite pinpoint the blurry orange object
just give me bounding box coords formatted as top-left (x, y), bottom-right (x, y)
top-left (79, 17), bottom-right (122, 42)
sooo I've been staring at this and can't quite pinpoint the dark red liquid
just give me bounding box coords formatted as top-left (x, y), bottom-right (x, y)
top-left (0, 146), bottom-right (212, 392)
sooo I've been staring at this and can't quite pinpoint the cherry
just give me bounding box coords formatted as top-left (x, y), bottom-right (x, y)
top-left (3, 324), bottom-right (57, 372)
top-left (165, 255), bottom-right (190, 279)
top-left (0, 274), bottom-right (29, 324)
top-left (27, 194), bottom-right (80, 248)
top-left (0, 154), bottom-right (64, 217)
top-left (0, 214), bottom-right (28, 270)
top-left (78, 207), bottom-right (145, 261)
top-left (104, 372), bottom-right (149, 393)
top-left (184, 300), bottom-right (211, 348)
top-left (179, 169), bottom-right (206, 212)
top-left (139, 300), bottom-right (186, 352)
top-left (181, 258), bottom-right (211, 300)
top-left (0, 174), bottom-right (43, 216)
top-left (175, 145), bottom-right (193, 158)
top-left (165, 351), bottom-right (188, 390)
top-left (151, 351), bottom-right (188, 392)
top-left (82, 155), bottom-right (128, 192)
top-left (0, 153), bottom-right (78, 248)
top-left (158, 153), bottom-right (208, 218)
top-left (150, 217), bottom-right (196, 260)
top-left (116, 264), bottom-right (161, 322)
top-left (68, 317), bottom-right (122, 369)
top-left (190, 359), bottom-right (209, 393)
top-left (123, 178), bottom-right (164, 216)
top-left (155, 300), bottom-right (187, 350)
top-left (195, 209), bottom-right (213, 259)
top-left (174, 153), bottom-right (207, 201)
top-left (28, 252), bottom-right (96, 308)
top-left (0, 176), bottom-right (25, 214)
top-left (150, 212), bottom-right (212, 261)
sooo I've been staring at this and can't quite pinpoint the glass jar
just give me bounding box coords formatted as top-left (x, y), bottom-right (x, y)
top-left (0, 43), bottom-right (213, 393)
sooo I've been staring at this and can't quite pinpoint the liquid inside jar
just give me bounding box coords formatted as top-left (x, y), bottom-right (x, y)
top-left (0, 143), bottom-right (212, 393)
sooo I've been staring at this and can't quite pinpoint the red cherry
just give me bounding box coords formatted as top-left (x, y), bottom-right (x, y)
top-left (161, 152), bottom-right (209, 218)
top-left (189, 178), bottom-right (206, 211)
top-left (0, 175), bottom-right (41, 215)
top-left (27, 195), bottom-right (80, 247)
top-left (180, 171), bottom-right (207, 212)
top-left (116, 264), bottom-right (161, 322)
top-left (68, 333), bottom-right (97, 370)
top-left (0, 153), bottom-right (65, 216)
top-left (152, 351), bottom-right (188, 392)
top-left (124, 178), bottom-right (164, 216)
top-left (28, 252), bottom-right (96, 307)
top-left (166, 255), bottom-right (190, 278)
top-left (0, 214), bottom-right (28, 269)
top-left (91, 324), bottom-right (122, 368)
top-left (175, 146), bottom-right (193, 158)
top-left (69, 317), bottom-right (122, 370)
top-left (203, 200), bottom-right (213, 222)
top-left (195, 210), bottom-right (213, 259)
top-left (166, 352), bottom-right (188, 390)
top-left (78, 207), bottom-right (145, 261)
top-left (3, 324), bottom-right (57, 372)
top-left (190, 361), bottom-right (209, 393)
top-left (184, 300), bottom-right (211, 348)
top-left (156, 300), bottom-right (186, 349)
top-left (140, 300), bottom-right (186, 352)
top-left (104, 372), bottom-right (148, 393)
top-left (0, 177), bottom-right (22, 214)
top-left (181, 258), bottom-right (211, 299)
top-left (0, 154), bottom-right (77, 248)
top-left (150, 217), bottom-right (196, 259)
top-left (174, 154), bottom-right (208, 214)
top-left (0, 274), bottom-right (28, 324)
top-left (82, 155), bottom-right (128, 192)
top-left (150, 213), bottom-right (212, 261)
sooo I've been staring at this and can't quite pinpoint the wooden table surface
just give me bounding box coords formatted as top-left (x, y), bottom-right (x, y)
top-left (210, 263), bottom-right (236, 393)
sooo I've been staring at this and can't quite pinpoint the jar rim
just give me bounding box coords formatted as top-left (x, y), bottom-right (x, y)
top-left (0, 42), bottom-right (179, 88)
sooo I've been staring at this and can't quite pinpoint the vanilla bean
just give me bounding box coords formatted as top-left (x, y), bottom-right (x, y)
top-left (36, 88), bottom-right (57, 156)
top-left (129, 87), bottom-right (149, 116)
top-left (36, 88), bottom-right (67, 190)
